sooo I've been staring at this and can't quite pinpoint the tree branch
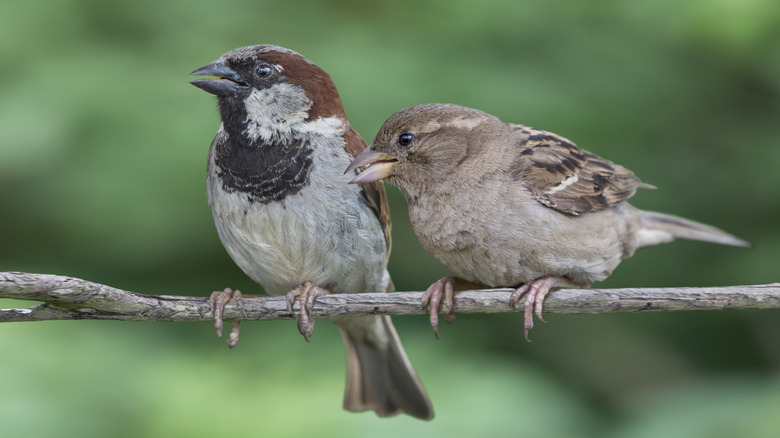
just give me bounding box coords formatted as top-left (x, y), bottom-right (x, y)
top-left (1, 271), bottom-right (778, 323)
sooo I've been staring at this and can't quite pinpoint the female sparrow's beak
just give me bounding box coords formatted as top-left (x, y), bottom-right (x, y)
top-left (345, 150), bottom-right (398, 184)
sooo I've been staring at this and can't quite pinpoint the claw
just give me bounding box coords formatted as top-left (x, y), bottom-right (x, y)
top-left (508, 277), bottom-right (556, 342)
top-left (209, 288), bottom-right (245, 348)
top-left (285, 282), bottom-right (328, 342)
top-left (421, 276), bottom-right (458, 339)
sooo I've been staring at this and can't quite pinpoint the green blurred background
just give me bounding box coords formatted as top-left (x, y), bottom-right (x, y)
top-left (2, 0), bottom-right (779, 437)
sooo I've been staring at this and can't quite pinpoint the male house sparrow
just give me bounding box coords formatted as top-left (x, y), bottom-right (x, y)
top-left (189, 45), bottom-right (433, 419)
top-left (347, 103), bottom-right (750, 341)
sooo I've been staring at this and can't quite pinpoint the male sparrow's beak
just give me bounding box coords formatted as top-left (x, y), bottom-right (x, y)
top-left (345, 150), bottom-right (398, 184)
top-left (189, 60), bottom-right (247, 98)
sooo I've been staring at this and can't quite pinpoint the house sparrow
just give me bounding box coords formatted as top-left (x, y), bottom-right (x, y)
top-left (346, 103), bottom-right (750, 341)
top-left (189, 45), bottom-right (433, 419)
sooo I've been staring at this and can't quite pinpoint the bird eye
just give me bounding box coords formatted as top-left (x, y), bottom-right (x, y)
top-left (256, 65), bottom-right (273, 78)
top-left (398, 132), bottom-right (414, 147)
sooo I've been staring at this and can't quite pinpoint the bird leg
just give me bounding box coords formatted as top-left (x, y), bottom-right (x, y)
top-left (508, 276), bottom-right (557, 342)
top-left (209, 288), bottom-right (245, 349)
top-left (421, 276), bottom-right (458, 339)
top-left (286, 281), bottom-right (329, 342)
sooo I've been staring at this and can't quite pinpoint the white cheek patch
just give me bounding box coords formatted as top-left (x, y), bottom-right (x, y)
top-left (242, 82), bottom-right (345, 143)
top-left (243, 83), bottom-right (312, 143)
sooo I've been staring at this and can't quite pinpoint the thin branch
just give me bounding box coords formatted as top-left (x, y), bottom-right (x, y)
top-left (1, 271), bottom-right (778, 323)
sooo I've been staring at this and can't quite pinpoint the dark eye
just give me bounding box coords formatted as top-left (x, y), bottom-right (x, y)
top-left (256, 65), bottom-right (273, 78)
top-left (398, 132), bottom-right (414, 147)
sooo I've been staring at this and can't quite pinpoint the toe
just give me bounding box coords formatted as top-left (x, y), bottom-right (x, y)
top-left (287, 282), bottom-right (328, 342)
top-left (209, 288), bottom-right (235, 338)
top-left (509, 284), bottom-right (530, 309)
top-left (227, 321), bottom-right (241, 349)
top-left (523, 293), bottom-right (535, 342)
top-left (422, 277), bottom-right (460, 339)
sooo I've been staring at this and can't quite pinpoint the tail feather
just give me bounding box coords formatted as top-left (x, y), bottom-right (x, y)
top-left (637, 210), bottom-right (751, 249)
top-left (338, 316), bottom-right (434, 420)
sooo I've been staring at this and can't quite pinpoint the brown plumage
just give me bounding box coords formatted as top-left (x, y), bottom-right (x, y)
top-left (347, 103), bottom-right (750, 341)
top-left (510, 127), bottom-right (654, 215)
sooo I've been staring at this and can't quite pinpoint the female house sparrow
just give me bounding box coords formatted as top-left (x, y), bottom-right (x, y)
top-left (189, 45), bottom-right (433, 419)
top-left (347, 103), bottom-right (750, 341)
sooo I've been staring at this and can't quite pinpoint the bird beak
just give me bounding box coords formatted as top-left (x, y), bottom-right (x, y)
top-left (345, 150), bottom-right (398, 184)
top-left (189, 60), bottom-right (247, 97)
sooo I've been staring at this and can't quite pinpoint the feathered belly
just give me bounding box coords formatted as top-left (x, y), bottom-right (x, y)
top-left (208, 182), bottom-right (387, 296)
top-left (410, 198), bottom-right (628, 288)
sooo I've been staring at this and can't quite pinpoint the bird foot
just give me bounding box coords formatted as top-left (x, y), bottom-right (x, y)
top-left (508, 276), bottom-right (557, 342)
top-left (286, 282), bottom-right (329, 342)
top-left (209, 288), bottom-right (245, 348)
top-left (421, 276), bottom-right (459, 339)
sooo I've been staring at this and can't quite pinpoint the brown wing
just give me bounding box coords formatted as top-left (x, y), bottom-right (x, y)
top-left (344, 125), bottom-right (392, 263)
top-left (509, 124), bottom-right (649, 216)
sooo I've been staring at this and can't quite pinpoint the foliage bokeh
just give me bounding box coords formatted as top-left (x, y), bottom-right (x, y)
top-left (1, 1), bottom-right (779, 437)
